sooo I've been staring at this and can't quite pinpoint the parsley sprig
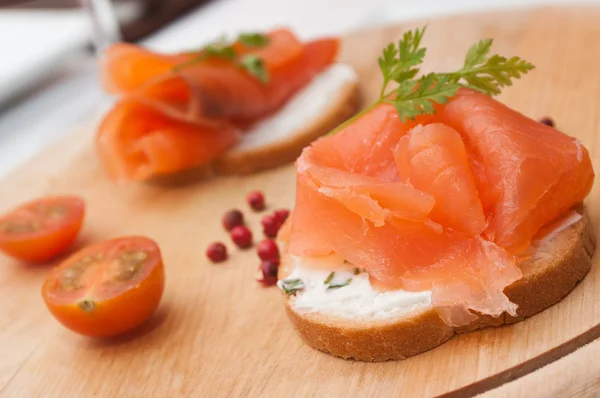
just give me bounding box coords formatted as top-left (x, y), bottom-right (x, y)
top-left (333, 26), bottom-right (534, 131)
top-left (238, 33), bottom-right (271, 48)
top-left (441, 39), bottom-right (535, 95)
top-left (172, 32), bottom-right (271, 83)
top-left (378, 28), bottom-right (426, 98)
top-left (379, 26), bottom-right (534, 122)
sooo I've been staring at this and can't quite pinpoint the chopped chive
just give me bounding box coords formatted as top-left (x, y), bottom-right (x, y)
top-left (324, 272), bottom-right (335, 284)
top-left (277, 278), bottom-right (305, 295)
top-left (327, 278), bottom-right (352, 290)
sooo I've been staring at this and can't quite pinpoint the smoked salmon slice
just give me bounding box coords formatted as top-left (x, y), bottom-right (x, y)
top-left (96, 99), bottom-right (239, 181)
top-left (100, 44), bottom-right (188, 94)
top-left (395, 123), bottom-right (486, 236)
top-left (101, 29), bottom-right (338, 125)
top-left (287, 88), bottom-right (593, 326)
top-left (440, 89), bottom-right (594, 252)
top-left (97, 28), bottom-right (340, 181)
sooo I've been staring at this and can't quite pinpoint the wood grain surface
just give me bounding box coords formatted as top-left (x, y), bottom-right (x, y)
top-left (1, 6), bottom-right (600, 398)
top-left (480, 339), bottom-right (600, 398)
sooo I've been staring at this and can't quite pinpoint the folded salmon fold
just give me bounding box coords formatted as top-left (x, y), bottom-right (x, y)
top-left (287, 89), bottom-right (594, 326)
top-left (96, 100), bottom-right (240, 181)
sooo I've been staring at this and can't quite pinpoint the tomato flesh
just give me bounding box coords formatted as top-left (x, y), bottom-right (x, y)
top-left (0, 196), bottom-right (85, 262)
top-left (42, 236), bottom-right (165, 338)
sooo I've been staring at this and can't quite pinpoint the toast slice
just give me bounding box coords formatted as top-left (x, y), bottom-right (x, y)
top-left (280, 209), bottom-right (595, 362)
top-left (214, 64), bottom-right (360, 175)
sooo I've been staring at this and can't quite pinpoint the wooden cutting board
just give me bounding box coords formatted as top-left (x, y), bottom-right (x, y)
top-left (1, 6), bottom-right (600, 398)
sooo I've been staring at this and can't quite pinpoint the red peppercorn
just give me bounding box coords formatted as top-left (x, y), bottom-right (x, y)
top-left (539, 117), bottom-right (555, 127)
top-left (206, 242), bottom-right (228, 263)
top-left (231, 225), bottom-right (253, 249)
top-left (261, 214), bottom-right (281, 238)
top-left (258, 259), bottom-right (280, 286)
top-left (257, 239), bottom-right (280, 261)
top-left (222, 209), bottom-right (244, 231)
top-left (247, 190), bottom-right (265, 211)
top-left (274, 209), bottom-right (290, 224)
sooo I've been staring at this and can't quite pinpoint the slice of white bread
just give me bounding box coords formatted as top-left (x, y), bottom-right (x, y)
top-left (279, 208), bottom-right (595, 362)
top-left (214, 64), bottom-right (360, 175)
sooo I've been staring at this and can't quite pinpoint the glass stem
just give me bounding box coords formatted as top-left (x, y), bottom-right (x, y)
top-left (82, 0), bottom-right (122, 52)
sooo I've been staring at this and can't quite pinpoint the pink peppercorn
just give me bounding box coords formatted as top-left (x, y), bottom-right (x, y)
top-left (206, 242), bottom-right (228, 263)
top-left (231, 225), bottom-right (253, 249)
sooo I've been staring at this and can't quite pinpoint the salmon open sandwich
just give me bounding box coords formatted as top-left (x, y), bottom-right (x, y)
top-left (96, 29), bottom-right (360, 181)
top-left (276, 27), bottom-right (596, 361)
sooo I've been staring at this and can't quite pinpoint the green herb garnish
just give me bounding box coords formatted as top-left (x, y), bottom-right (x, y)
top-left (381, 26), bottom-right (534, 122)
top-left (331, 26), bottom-right (534, 130)
top-left (450, 38), bottom-right (533, 95)
top-left (378, 28), bottom-right (426, 99)
top-left (202, 43), bottom-right (237, 60)
top-left (239, 54), bottom-right (269, 83)
top-left (324, 272), bottom-right (335, 284)
top-left (278, 278), bottom-right (305, 295)
top-left (238, 33), bottom-right (270, 48)
top-left (172, 32), bottom-right (270, 83)
top-left (172, 41), bottom-right (236, 72)
top-left (327, 278), bottom-right (352, 290)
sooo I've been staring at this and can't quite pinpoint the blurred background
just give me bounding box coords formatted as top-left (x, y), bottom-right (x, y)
top-left (0, 0), bottom-right (597, 178)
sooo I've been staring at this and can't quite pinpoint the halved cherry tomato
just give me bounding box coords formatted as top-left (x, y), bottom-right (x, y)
top-left (42, 236), bottom-right (165, 338)
top-left (0, 196), bottom-right (85, 262)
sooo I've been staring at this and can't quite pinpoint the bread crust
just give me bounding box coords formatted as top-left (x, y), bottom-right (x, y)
top-left (213, 79), bottom-right (361, 175)
top-left (284, 210), bottom-right (595, 361)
